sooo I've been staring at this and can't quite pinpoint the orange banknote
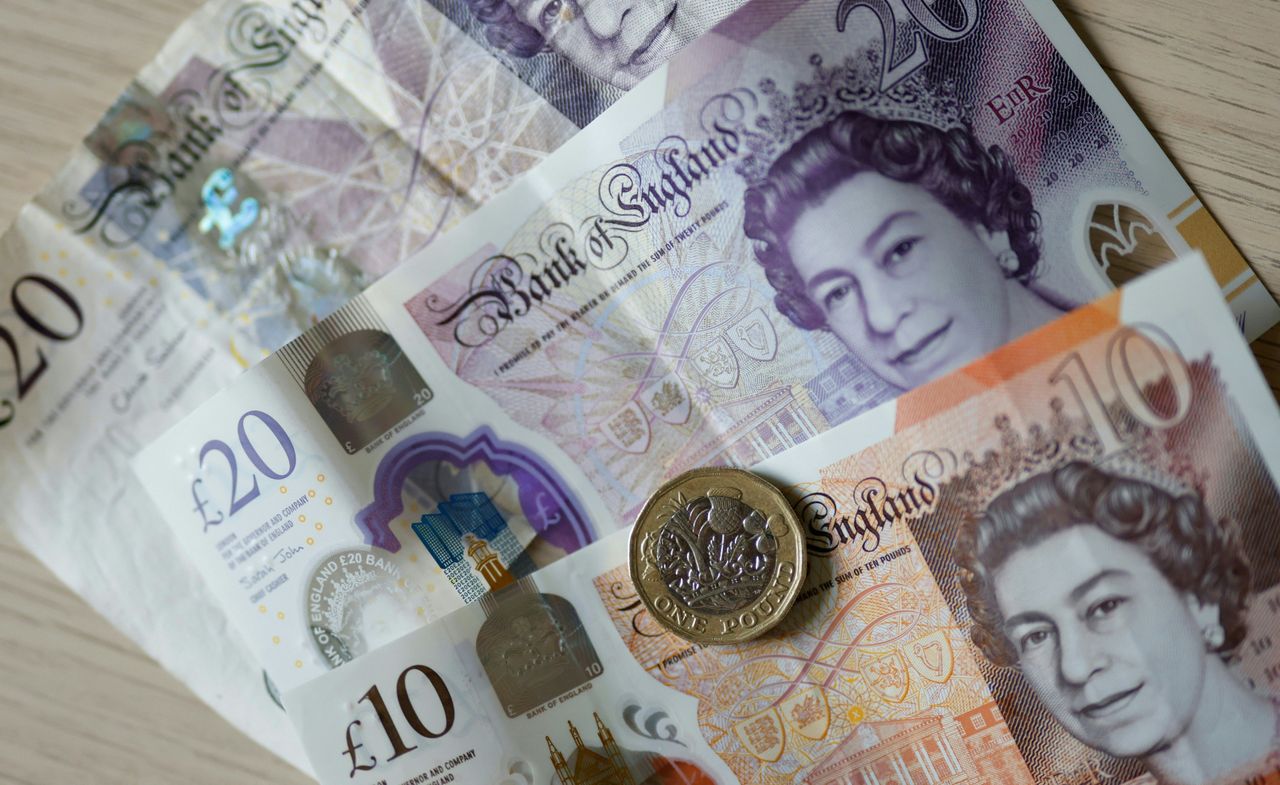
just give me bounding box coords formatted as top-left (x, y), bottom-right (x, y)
top-left (596, 254), bottom-right (1280, 785)
top-left (286, 256), bottom-right (1280, 785)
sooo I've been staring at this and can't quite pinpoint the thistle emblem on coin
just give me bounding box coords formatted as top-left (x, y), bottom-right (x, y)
top-left (630, 468), bottom-right (807, 644)
top-left (640, 490), bottom-right (782, 613)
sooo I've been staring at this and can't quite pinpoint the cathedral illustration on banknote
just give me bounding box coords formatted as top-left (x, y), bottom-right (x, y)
top-left (546, 712), bottom-right (715, 785)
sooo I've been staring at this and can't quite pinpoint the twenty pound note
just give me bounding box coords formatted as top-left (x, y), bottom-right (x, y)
top-left (136, 0), bottom-right (1277, 695)
top-left (2, 0), bottom-right (742, 766)
top-left (284, 256), bottom-right (1280, 785)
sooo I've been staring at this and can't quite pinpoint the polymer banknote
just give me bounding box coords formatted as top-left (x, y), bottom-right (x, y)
top-left (135, 0), bottom-right (1279, 705)
top-left (50, 0), bottom-right (742, 352)
top-left (283, 256), bottom-right (1280, 784)
top-left (0, 0), bottom-right (740, 768)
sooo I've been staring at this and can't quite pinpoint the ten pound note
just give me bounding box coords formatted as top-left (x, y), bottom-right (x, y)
top-left (284, 257), bottom-right (1280, 785)
top-left (131, 0), bottom-right (1280, 761)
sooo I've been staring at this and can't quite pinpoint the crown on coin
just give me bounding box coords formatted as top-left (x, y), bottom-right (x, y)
top-left (645, 492), bottom-right (778, 612)
top-left (306, 349), bottom-right (398, 424)
top-left (734, 51), bottom-right (970, 189)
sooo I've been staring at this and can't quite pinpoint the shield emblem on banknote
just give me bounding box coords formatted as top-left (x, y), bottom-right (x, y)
top-left (601, 402), bottom-right (651, 454)
top-left (904, 630), bottom-right (954, 684)
top-left (692, 337), bottom-right (739, 388)
top-left (863, 650), bottom-right (910, 703)
top-left (727, 307), bottom-right (778, 361)
top-left (640, 373), bottom-right (691, 425)
top-left (780, 685), bottom-right (829, 740)
top-left (733, 708), bottom-right (786, 763)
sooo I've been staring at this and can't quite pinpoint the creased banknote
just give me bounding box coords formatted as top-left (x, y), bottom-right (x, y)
top-left (58, 0), bottom-right (740, 351)
top-left (1, 0), bottom-right (740, 769)
top-left (135, 0), bottom-right (1279, 699)
top-left (282, 256), bottom-right (1280, 785)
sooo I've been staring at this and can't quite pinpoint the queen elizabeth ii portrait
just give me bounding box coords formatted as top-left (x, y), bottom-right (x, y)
top-left (456, 0), bottom-right (694, 90)
top-left (429, 0), bottom-right (726, 125)
top-left (958, 461), bottom-right (1279, 784)
top-left (743, 108), bottom-right (1068, 391)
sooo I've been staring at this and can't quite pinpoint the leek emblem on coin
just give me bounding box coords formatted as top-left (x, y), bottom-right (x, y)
top-left (629, 468), bottom-right (806, 644)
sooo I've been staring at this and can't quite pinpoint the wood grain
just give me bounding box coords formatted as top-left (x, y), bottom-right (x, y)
top-left (0, 0), bottom-right (1276, 782)
top-left (0, 2), bottom-right (310, 782)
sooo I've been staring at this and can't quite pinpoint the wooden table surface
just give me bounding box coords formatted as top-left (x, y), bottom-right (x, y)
top-left (0, 0), bottom-right (1277, 782)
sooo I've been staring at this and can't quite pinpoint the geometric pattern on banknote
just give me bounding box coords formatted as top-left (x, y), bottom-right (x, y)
top-left (410, 214), bottom-right (843, 524)
top-left (476, 585), bottom-right (603, 718)
top-left (595, 519), bottom-right (1000, 783)
top-left (909, 359), bottom-right (1280, 784)
top-left (66, 0), bottom-right (576, 348)
top-left (647, 491), bottom-right (778, 613)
